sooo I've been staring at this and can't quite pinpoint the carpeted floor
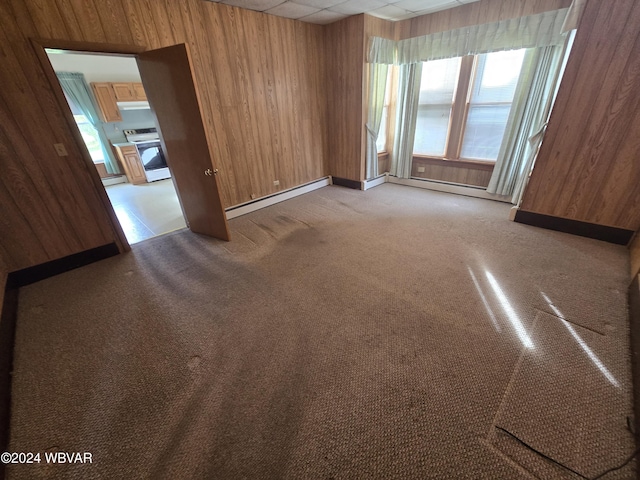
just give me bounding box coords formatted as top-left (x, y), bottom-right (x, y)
top-left (7, 184), bottom-right (636, 479)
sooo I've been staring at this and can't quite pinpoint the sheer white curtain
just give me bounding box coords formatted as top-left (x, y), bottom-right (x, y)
top-left (57, 72), bottom-right (120, 174)
top-left (487, 44), bottom-right (567, 203)
top-left (390, 63), bottom-right (422, 179)
top-left (365, 63), bottom-right (389, 180)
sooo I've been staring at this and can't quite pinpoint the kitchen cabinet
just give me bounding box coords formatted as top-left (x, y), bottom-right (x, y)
top-left (112, 82), bottom-right (147, 101)
top-left (91, 82), bottom-right (122, 123)
top-left (114, 144), bottom-right (146, 185)
top-left (90, 82), bottom-right (148, 122)
top-left (132, 83), bottom-right (147, 100)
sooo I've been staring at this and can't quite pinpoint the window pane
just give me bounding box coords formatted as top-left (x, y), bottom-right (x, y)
top-left (413, 105), bottom-right (451, 156)
top-left (376, 69), bottom-right (393, 152)
top-left (461, 49), bottom-right (526, 161)
top-left (414, 57), bottom-right (461, 156)
top-left (418, 57), bottom-right (461, 104)
top-left (460, 105), bottom-right (511, 160)
top-left (376, 105), bottom-right (388, 152)
top-left (74, 114), bottom-right (104, 162)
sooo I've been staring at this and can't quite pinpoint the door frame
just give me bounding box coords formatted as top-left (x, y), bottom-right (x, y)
top-left (30, 38), bottom-right (155, 253)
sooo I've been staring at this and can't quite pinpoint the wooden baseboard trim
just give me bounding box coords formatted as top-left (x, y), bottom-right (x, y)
top-left (514, 210), bottom-right (634, 245)
top-left (0, 286), bottom-right (18, 480)
top-left (331, 176), bottom-right (362, 190)
top-left (7, 243), bottom-right (120, 289)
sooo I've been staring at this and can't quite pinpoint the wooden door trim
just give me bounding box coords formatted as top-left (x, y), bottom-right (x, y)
top-left (31, 38), bottom-right (146, 56)
top-left (29, 37), bottom-right (136, 254)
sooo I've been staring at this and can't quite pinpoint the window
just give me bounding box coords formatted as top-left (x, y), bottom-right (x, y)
top-left (413, 49), bottom-right (526, 162)
top-left (376, 68), bottom-right (394, 153)
top-left (73, 114), bottom-right (104, 163)
top-left (413, 57), bottom-right (461, 157)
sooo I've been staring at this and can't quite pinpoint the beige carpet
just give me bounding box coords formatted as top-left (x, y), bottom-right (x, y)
top-left (7, 184), bottom-right (635, 479)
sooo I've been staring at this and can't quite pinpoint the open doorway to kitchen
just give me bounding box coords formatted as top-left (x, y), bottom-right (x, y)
top-left (44, 49), bottom-right (187, 244)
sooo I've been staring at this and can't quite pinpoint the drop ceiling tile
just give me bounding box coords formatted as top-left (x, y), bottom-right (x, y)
top-left (368, 4), bottom-right (412, 20)
top-left (292, 0), bottom-right (346, 8)
top-left (298, 9), bottom-right (349, 24)
top-left (221, 0), bottom-right (283, 12)
top-left (329, 0), bottom-right (387, 15)
top-left (265, 1), bottom-right (320, 18)
top-left (394, 0), bottom-right (457, 13)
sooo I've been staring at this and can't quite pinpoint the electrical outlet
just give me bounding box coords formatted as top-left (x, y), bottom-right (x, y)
top-left (417, 166), bottom-right (425, 173)
top-left (54, 143), bottom-right (68, 157)
top-left (273, 180), bottom-right (280, 186)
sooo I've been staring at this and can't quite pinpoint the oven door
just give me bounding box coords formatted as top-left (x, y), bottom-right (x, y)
top-left (135, 141), bottom-right (167, 171)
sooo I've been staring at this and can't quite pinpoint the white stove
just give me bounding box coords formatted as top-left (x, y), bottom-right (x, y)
top-left (123, 128), bottom-right (171, 182)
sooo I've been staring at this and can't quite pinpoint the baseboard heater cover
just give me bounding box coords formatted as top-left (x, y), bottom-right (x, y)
top-left (514, 210), bottom-right (634, 245)
top-left (363, 174), bottom-right (387, 191)
top-left (388, 176), bottom-right (511, 203)
top-left (225, 177), bottom-right (331, 220)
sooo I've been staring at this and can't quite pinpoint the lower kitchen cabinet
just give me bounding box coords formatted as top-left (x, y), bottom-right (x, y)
top-left (114, 145), bottom-right (146, 185)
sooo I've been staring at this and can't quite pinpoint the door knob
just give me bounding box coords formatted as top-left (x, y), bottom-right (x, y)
top-left (213, 169), bottom-right (218, 175)
top-left (204, 168), bottom-right (212, 176)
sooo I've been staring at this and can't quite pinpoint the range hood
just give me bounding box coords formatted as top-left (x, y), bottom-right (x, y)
top-left (116, 100), bottom-right (150, 110)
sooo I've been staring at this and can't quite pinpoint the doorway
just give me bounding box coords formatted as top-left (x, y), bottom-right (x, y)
top-left (44, 49), bottom-right (186, 244)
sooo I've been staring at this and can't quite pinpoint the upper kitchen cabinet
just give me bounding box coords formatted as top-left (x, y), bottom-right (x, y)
top-left (90, 82), bottom-right (147, 123)
top-left (132, 83), bottom-right (147, 100)
top-left (112, 82), bottom-right (147, 101)
top-left (91, 82), bottom-right (122, 123)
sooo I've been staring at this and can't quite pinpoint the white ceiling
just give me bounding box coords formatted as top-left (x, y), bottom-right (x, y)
top-left (212, 0), bottom-right (480, 24)
top-left (46, 51), bottom-right (141, 83)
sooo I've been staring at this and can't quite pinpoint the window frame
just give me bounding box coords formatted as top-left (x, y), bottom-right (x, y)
top-left (413, 50), bottom-right (524, 165)
top-left (376, 67), bottom-right (395, 155)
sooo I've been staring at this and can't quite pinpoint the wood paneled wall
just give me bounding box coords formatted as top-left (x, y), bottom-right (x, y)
top-left (397, 0), bottom-right (571, 39)
top-left (411, 157), bottom-right (493, 188)
top-left (325, 15), bottom-right (366, 182)
top-left (325, 14), bottom-right (395, 183)
top-left (520, 0), bottom-right (640, 231)
top-left (0, 0), bottom-right (327, 273)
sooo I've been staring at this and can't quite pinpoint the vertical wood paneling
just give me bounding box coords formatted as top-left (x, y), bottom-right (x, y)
top-left (0, 2), bottom-right (116, 272)
top-left (1, 0), bottom-right (328, 273)
top-left (521, 0), bottom-right (640, 230)
top-left (64, 0), bottom-right (108, 43)
top-left (325, 15), bottom-right (366, 181)
top-left (410, 158), bottom-right (493, 187)
top-left (93, 0), bottom-right (135, 45)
